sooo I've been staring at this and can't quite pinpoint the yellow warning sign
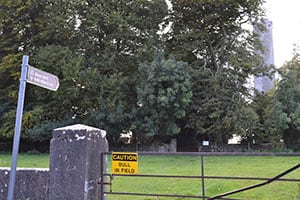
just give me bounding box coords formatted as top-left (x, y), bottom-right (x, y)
top-left (112, 152), bottom-right (138, 174)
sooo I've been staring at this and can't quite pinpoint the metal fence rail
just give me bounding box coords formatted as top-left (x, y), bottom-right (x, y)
top-left (208, 163), bottom-right (300, 200)
top-left (100, 152), bottom-right (300, 200)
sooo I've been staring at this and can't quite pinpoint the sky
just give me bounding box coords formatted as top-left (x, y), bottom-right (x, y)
top-left (264, 0), bottom-right (300, 67)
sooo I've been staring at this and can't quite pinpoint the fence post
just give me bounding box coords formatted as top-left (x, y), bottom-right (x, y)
top-left (49, 124), bottom-right (108, 200)
top-left (201, 155), bottom-right (205, 200)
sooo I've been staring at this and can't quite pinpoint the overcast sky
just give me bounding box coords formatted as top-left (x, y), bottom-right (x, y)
top-left (264, 0), bottom-right (300, 67)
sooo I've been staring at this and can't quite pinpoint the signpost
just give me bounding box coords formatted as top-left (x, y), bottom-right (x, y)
top-left (7, 55), bottom-right (59, 200)
top-left (112, 152), bottom-right (138, 174)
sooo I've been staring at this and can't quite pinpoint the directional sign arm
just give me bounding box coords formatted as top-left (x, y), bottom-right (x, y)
top-left (26, 66), bottom-right (59, 91)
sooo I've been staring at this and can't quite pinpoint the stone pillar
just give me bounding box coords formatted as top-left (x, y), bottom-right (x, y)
top-left (49, 124), bottom-right (108, 200)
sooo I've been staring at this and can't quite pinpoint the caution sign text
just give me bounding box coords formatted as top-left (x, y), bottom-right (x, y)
top-left (112, 152), bottom-right (138, 174)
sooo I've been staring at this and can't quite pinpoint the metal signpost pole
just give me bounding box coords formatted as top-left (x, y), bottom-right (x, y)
top-left (7, 55), bottom-right (29, 200)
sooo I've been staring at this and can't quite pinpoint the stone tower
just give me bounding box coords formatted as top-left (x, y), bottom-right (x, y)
top-left (254, 18), bottom-right (275, 93)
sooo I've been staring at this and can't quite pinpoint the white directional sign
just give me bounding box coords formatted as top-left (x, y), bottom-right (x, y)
top-left (27, 66), bottom-right (60, 91)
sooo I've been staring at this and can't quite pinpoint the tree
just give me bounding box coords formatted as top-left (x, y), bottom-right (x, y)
top-left (250, 91), bottom-right (273, 144)
top-left (267, 54), bottom-right (300, 151)
top-left (132, 53), bottom-right (192, 139)
top-left (161, 0), bottom-right (267, 145)
top-left (0, 0), bottom-right (168, 142)
top-left (25, 45), bottom-right (83, 141)
top-left (0, 0), bottom-right (43, 139)
top-left (71, 0), bottom-right (168, 143)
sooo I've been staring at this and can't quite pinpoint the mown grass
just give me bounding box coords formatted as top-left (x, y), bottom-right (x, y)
top-left (107, 155), bottom-right (300, 200)
top-left (0, 152), bottom-right (299, 199)
top-left (0, 152), bottom-right (49, 168)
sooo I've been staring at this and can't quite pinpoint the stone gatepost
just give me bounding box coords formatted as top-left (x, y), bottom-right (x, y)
top-left (49, 124), bottom-right (108, 200)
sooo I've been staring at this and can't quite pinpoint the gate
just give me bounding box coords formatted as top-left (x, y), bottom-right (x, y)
top-left (99, 152), bottom-right (300, 199)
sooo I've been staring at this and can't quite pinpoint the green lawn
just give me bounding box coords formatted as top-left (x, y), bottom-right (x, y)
top-left (107, 155), bottom-right (300, 200)
top-left (0, 152), bottom-right (49, 168)
top-left (0, 152), bottom-right (299, 199)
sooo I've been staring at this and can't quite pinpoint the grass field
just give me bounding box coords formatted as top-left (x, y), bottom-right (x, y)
top-left (0, 152), bottom-right (49, 168)
top-left (0, 152), bottom-right (299, 199)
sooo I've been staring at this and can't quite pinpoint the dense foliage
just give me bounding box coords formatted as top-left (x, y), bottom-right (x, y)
top-left (2, 0), bottom-right (298, 151)
top-left (162, 0), bottom-right (267, 144)
top-left (0, 0), bottom-right (168, 143)
top-left (133, 53), bottom-right (192, 137)
top-left (266, 54), bottom-right (300, 151)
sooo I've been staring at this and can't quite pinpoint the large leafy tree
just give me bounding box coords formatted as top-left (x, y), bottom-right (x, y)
top-left (73, 0), bottom-right (168, 142)
top-left (0, 0), bottom-right (81, 139)
top-left (0, 0), bottom-right (168, 142)
top-left (132, 53), bottom-right (192, 139)
top-left (0, 0), bottom-right (47, 138)
top-left (162, 0), bottom-right (267, 145)
top-left (267, 54), bottom-right (300, 151)
top-left (25, 45), bottom-right (83, 141)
